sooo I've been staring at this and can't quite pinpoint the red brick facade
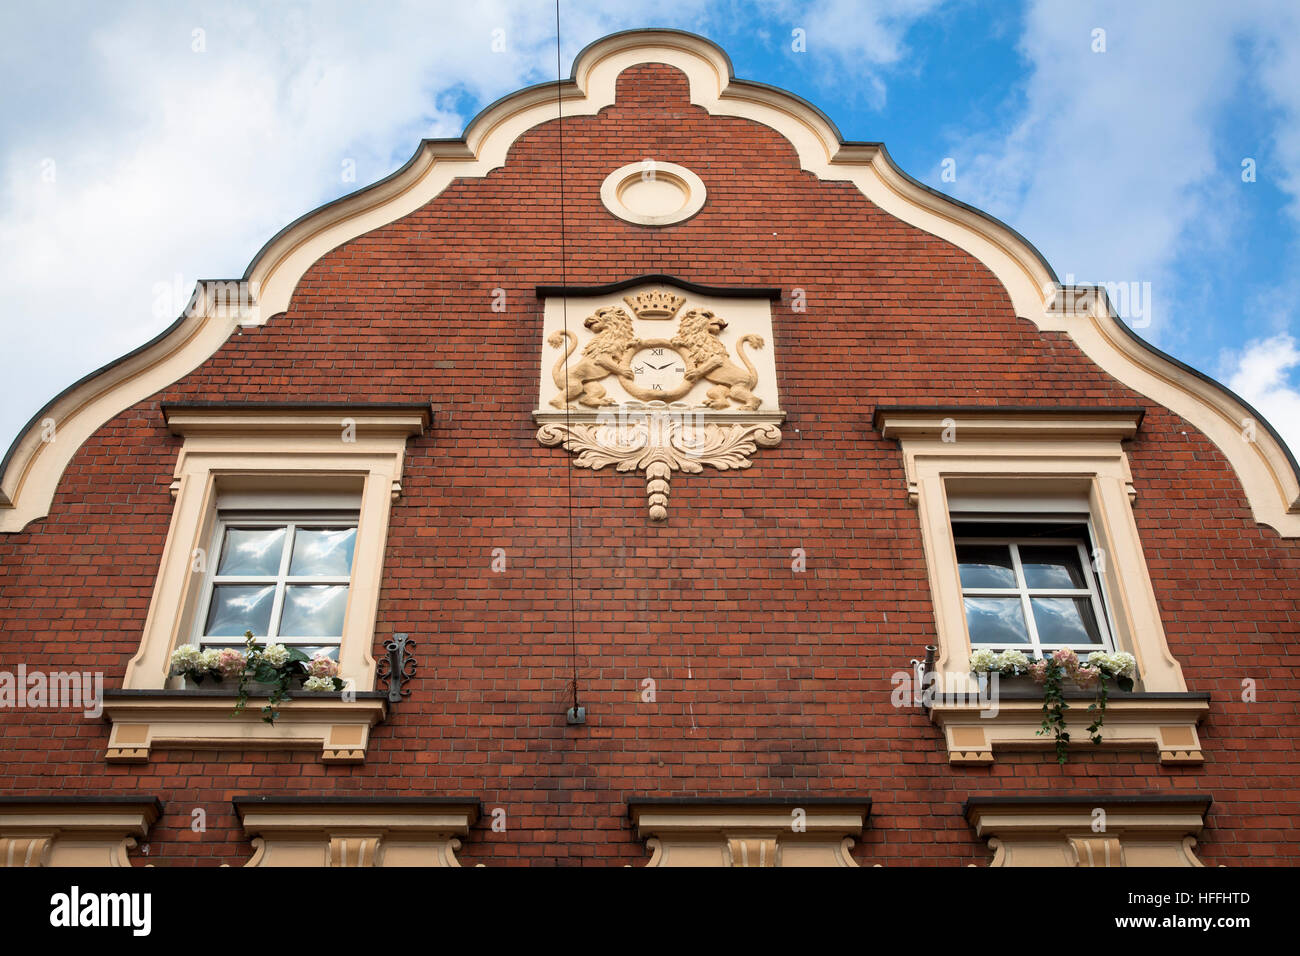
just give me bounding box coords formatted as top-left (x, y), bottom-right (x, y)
top-left (1, 61), bottom-right (1297, 866)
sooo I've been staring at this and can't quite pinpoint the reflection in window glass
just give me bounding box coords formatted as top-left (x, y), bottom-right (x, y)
top-left (1020, 545), bottom-right (1088, 589)
top-left (198, 517), bottom-right (357, 651)
top-left (1031, 597), bottom-right (1101, 645)
top-left (290, 527), bottom-right (356, 577)
top-left (953, 524), bottom-right (1112, 657)
top-left (279, 585), bottom-right (349, 637)
top-left (205, 585), bottom-right (276, 636)
top-left (964, 597), bottom-right (1030, 645)
top-left (956, 545), bottom-right (1017, 589)
top-left (217, 527), bottom-right (287, 576)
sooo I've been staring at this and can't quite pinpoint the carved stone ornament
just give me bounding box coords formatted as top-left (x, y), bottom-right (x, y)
top-left (537, 403), bottom-right (782, 521)
top-left (534, 286), bottom-right (784, 521)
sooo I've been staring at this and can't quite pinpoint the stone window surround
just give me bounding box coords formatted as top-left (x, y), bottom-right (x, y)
top-left (874, 406), bottom-right (1209, 766)
top-left (627, 798), bottom-right (872, 867)
top-left (103, 402), bottom-right (430, 765)
top-left (0, 796), bottom-right (162, 867)
top-left (964, 795), bottom-right (1213, 867)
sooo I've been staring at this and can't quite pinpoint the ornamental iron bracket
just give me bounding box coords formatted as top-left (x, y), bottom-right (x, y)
top-left (377, 633), bottom-right (417, 705)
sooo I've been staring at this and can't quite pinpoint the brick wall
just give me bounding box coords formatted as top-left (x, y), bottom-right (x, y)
top-left (1, 63), bottom-right (1297, 866)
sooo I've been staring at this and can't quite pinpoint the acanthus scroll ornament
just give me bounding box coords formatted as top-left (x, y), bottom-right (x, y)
top-left (536, 402), bottom-right (781, 521)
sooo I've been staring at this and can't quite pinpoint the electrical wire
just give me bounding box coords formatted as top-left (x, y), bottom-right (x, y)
top-left (554, 0), bottom-right (581, 719)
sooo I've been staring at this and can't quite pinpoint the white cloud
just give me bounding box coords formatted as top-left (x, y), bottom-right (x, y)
top-left (942, 2), bottom-right (1255, 342)
top-left (772, 0), bottom-right (947, 107)
top-left (936, 1), bottom-right (1300, 356)
top-left (1254, 4), bottom-right (1300, 224)
top-left (1222, 333), bottom-right (1300, 461)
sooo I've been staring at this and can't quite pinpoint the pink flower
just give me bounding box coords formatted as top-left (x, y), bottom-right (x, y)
top-left (308, 653), bottom-right (339, 679)
top-left (1073, 665), bottom-right (1101, 688)
top-left (1028, 659), bottom-right (1049, 683)
top-left (216, 649), bottom-right (246, 680)
top-left (1052, 648), bottom-right (1079, 674)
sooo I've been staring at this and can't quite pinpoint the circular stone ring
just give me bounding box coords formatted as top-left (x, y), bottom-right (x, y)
top-left (599, 160), bottom-right (707, 227)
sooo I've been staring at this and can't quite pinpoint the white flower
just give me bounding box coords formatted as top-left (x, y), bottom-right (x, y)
top-left (260, 644), bottom-right (290, 668)
top-left (303, 676), bottom-right (335, 692)
top-left (996, 649), bottom-right (1030, 675)
top-left (169, 645), bottom-right (203, 674)
top-left (1087, 650), bottom-right (1137, 678)
top-left (969, 648), bottom-right (998, 672)
top-left (199, 649), bottom-right (221, 670)
top-left (1107, 651), bottom-right (1136, 678)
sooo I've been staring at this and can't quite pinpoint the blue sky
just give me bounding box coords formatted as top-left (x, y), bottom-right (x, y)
top-left (2, 0), bottom-right (1298, 455)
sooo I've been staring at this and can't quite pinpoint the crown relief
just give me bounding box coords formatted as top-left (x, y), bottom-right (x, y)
top-left (534, 288), bottom-right (784, 522)
top-left (623, 289), bottom-right (686, 319)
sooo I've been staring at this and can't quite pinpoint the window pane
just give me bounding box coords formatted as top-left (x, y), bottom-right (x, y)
top-left (205, 585), bottom-right (276, 636)
top-left (1030, 597), bottom-right (1102, 645)
top-left (956, 545), bottom-right (1017, 589)
top-left (217, 526), bottom-right (287, 576)
top-left (963, 597), bottom-right (1030, 645)
top-left (279, 585), bottom-right (349, 637)
top-left (1020, 545), bottom-right (1088, 589)
top-left (290, 527), bottom-right (357, 577)
top-left (296, 645), bottom-right (340, 659)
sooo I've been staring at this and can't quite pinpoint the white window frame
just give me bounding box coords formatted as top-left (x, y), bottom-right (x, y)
top-left (192, 511), bottom-right (359, 652)
top-left (953, 517), bottom-right (1116, 657)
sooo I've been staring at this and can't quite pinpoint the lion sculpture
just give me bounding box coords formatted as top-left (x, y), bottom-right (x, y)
top-left (547, 306), bottom-right (638, 408)
top-left (672, 309), bottom-right (764, 411)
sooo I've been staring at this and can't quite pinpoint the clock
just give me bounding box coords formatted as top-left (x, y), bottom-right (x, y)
top-left (623, 338), bottom-right (694, 402)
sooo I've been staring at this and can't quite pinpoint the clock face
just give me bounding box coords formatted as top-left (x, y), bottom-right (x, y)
top-left (624, 339), bottom-right (693, 402)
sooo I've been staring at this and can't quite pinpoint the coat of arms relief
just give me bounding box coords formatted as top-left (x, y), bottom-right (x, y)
top-left (533, 284), bottom-right (785, 521)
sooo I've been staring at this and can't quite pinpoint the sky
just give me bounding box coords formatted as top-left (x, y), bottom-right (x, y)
top-left (2, 0), bottom-right (1298, 459)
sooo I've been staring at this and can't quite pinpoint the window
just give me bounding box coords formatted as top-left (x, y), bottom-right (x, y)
top-left (196, 515), bottom-right (358, 661)
top-left (954, 519), bottom-right (1114, 656)
top-left (104, 403), bottom-right (429, 764)
top-left (872, 407), bottom-right (1210, 765)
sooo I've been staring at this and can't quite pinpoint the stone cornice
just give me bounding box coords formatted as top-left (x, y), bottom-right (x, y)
top-left (162, 402), bottom-right (433, 439)
top-left (874, 406), bottom-right (1144, 442)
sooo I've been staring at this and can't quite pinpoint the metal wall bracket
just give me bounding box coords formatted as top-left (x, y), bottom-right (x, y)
top-left (377, 633), bottom-right (417, 705)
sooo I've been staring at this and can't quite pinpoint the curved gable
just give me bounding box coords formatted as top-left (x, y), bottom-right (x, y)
top-left (2, 27), bottom-right (1296, 534)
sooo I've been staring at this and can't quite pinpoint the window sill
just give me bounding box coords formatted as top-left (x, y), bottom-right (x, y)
top-left (102, 690), bottom-right (389, 764)
top-left (930, 691), bottom-right (1210, 765)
